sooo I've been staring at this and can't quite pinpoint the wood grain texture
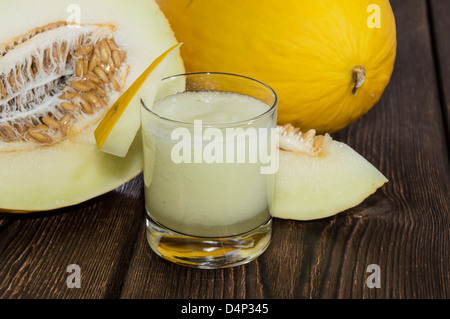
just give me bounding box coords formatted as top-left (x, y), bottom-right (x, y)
top-left (429, 0), bottom-right (450, 140)
top-left (0, 0), bottom-right (449, 300)
top-left (0, 178), bottom-right (144, 299)
top-left (332, 0), bottom-right (450, 298)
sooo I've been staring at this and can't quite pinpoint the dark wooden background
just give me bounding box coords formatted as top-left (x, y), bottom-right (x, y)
top-left (0, 0), bottom-right (448, 299)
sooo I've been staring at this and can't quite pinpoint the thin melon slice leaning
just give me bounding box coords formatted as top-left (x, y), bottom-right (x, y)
top-left (0, 0), bottom-right (184, 212)
top-left (95, 43), bottom-right (182, 157)
top-left (272, 124), bottom-right (388, 220)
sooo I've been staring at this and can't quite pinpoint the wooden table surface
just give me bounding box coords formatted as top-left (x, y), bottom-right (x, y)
top-left (0, 0), bottom-right (449, 301)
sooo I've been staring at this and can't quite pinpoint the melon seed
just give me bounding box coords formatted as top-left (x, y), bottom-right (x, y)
top-left (108, 72), bottom-right (120, 91)
top-left (42, 116), bottom-right (62, 129)
top-left (71, 81), bottom-right (91, 92)
top-left (85, 92), bottom-right (104, 107)
top-left (88, 55), bottom-right (98, 72)
top-left (86, 71), bottom-right (101, 84)
top-left (312, 135), bottom-right (324, 152)
top-left (302, 129), bottom-right (316, 141)
top-left (94, 67), bottom-right (109, 83)
top-left (0, 22), bottom-right (128, 147)
top-left (60, 114), bottom-right (72, 126)
top-left (76, 43), bottom-right (94, 56)
top-left (79, 97), bottom-right (93, 114)
top-left (100, 39), bottom-right (111, 63)
top-left (76, 59), bottom-right (84, 77)
top-left (112, 50), bottom-right (122, 68)
top-left (27, 129), bottom-right (52, 144)
top-left (34, 124), bottom-right (49, 132)
top-left (107, 39), bottom-right (119, 51)
top-left (61, 102), bottom-right (78, 111)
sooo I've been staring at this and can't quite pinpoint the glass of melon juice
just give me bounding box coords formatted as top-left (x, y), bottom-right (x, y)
top-left (140, 72), bottom-right (278, 269)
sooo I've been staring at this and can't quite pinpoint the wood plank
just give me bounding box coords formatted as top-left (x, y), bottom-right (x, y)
top-left (0, 0), bottom-right (448, 300)
top-left (334, 0), bottom-right (450, 298)
top-left (120, 0), bottom-right (449, 299)
top-left (0, 177), bottom-right (144, 298)
top-left (429, 0), bottom-right (450, 140)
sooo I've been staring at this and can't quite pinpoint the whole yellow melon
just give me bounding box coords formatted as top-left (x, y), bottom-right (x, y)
top-left (156, 0), bottom-right (397, 133)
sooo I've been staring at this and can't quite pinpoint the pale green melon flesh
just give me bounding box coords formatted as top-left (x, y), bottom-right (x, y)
top-left (0, 0), bottom-right (184, 212)
top-left (98, 44), bottom-right (182, 157)
top-left (271, 140), bottom-right (388, 220)
top-left (0, 130), bottom-right (142, 212)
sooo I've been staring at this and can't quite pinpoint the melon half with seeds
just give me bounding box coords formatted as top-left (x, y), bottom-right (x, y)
top-left (0, 0), bottom-right (184, 212)
top-left (272, 124), bottom-right (388, 220)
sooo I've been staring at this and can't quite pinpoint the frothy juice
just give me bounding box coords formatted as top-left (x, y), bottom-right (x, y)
top-left (142, 90), bottom-right (276, 237)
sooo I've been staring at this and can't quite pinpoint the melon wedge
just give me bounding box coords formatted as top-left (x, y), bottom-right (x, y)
top-left (272, 124), bottom-right (388, 220)
top-left (95, 43), bottom-right (182, 157)
top-left (0, 0), bottom-right (184, 212)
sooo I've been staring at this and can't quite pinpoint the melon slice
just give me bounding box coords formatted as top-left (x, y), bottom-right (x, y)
top-left (95, 43), bottom-right (182, 157)
top-left (272, 124), bottom-right (388, 220)
top-left (0, 0), bottom-right (184, 212)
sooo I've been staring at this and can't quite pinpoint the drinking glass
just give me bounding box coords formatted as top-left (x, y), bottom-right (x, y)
top-left (141, 72), bottom-right (278, 268)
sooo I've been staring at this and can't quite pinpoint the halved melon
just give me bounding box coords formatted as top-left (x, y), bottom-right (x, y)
top-left (0, 0), bottom-right (184, 212)
top-left (272, 124), bottom-right (388, 220)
